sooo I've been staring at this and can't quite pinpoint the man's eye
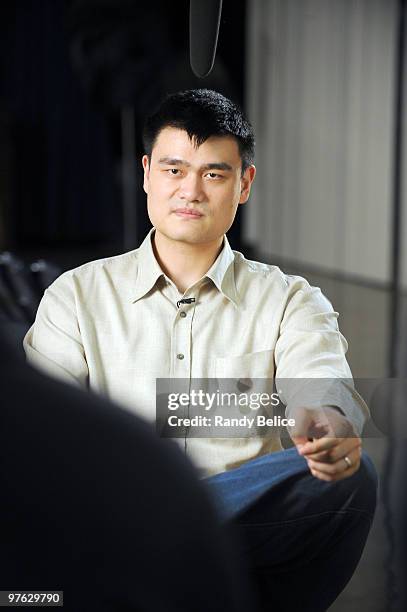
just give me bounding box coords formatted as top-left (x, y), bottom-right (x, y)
top-left (167, 168), bottom-right (181, 175)
top-left (206, 172), bottom-right (222, 179)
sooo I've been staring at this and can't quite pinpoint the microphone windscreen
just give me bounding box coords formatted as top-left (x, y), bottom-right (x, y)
top-left (190, 0), bottom-right (223, 78)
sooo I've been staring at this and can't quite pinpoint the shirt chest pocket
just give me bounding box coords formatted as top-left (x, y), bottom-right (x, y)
top-left (215, 349), bottom-right (275, 379)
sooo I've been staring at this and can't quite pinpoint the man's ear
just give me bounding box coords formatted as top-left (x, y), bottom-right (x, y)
top-left (239, 165), bottom-right (256, 204)
top-left (142, 155), bottom-right (150, 194)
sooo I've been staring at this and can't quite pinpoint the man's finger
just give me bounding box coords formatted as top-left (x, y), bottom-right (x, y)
top-left (291, 435), bottom-right (315, 457)
top-left (324, 439), bottom-right (361, 464)
top-left (309, 465), bottom-right (359, 482)
top-left (309, 460), bottom-right (360, 481)
top-left (302, 437), bottom-right (361, 462)
top-left (298, 436), bottom-right (340, 455)
top-left (288, 410), bottom-right (316, 441)
top-left (306, 446), bottom-right (361, 478)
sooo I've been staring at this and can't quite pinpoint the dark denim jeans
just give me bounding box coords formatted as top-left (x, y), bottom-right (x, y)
top-left (205, 447), bottom-right (378, 612)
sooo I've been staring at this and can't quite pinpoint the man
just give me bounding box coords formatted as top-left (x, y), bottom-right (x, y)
top-left (24, 89), bottom-right (377, 611)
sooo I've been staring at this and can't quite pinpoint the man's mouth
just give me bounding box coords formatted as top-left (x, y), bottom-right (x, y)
top-left (173, 208), bottom-right (204, 218)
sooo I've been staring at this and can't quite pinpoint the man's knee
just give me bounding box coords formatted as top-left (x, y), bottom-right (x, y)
top-left (299, 451), bottom-right (378, 520)
top-left (348, 451), bottom-right (378, 517)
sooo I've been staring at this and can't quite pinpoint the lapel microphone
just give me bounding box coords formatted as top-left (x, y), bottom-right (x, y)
top-left (177, 298), bottom-right (196, 309)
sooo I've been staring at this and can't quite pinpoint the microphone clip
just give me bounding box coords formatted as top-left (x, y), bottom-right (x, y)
top-left (177, 297), bottom-right (196, 309)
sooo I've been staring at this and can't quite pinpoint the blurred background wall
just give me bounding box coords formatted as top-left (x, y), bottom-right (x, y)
top-left (245, 0), bottom-right (407, 383)
top-left (245, 0), bottom-right (395, 286)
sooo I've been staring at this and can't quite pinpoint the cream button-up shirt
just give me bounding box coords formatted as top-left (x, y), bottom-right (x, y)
top-left (24, 229), bottom-right (368, 477)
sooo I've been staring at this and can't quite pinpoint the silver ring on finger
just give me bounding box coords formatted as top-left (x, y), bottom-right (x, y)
top-left (343, 455), bottom-right (352, 470)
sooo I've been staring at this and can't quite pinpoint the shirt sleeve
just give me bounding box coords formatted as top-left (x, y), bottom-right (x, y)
top-left (274, 279), bottom-right (369, 435)
top-left (23, 273), bottom-right (89, 388)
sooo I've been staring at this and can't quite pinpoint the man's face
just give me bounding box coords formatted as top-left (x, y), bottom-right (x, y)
top-left (142, 127), bottom-right (255, 247)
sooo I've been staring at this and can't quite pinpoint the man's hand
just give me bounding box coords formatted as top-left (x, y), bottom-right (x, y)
top-left (288, 406), bottom-right (362, 482)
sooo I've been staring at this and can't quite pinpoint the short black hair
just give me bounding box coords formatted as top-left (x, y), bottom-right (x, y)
top-left (142, 89), bottom-right (255, 174)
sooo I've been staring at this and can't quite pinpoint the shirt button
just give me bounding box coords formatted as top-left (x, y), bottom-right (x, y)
top-left (179, 311), bottom-right (187, 318)
top-left (237, 378), bottom-right (253, 391)
top-left (177, 353), bottom-right (185, 360)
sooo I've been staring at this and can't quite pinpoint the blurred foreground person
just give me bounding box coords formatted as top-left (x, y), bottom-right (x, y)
top-left (0, 331), bottom-right (254, 612)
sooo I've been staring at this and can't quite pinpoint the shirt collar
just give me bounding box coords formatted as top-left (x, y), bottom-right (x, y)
top-left (131, 228), bottom-right (239, 307)
top-left (204, 234), bottom-right (239, 307)
top-left (131, 228), bottom-right (165, 303)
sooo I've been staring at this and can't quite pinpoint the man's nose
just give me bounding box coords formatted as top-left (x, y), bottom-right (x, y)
top-left (178, 174), bottom-right (205, 202)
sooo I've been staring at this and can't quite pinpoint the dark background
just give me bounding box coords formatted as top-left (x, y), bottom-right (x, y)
top-left (0, 0), bottom-right (247, 268)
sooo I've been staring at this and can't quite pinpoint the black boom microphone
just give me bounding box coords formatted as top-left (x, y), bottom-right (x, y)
top-left (189, 0), bottom-right (223, 78)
